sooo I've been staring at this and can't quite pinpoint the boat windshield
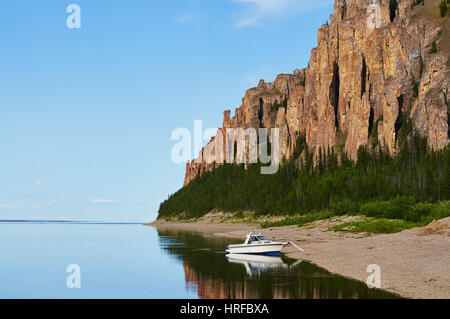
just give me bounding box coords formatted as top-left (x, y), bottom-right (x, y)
top-left (248, 236), bottom-right (259, 243)
top-left (247, 235), bottom-right (270, 243)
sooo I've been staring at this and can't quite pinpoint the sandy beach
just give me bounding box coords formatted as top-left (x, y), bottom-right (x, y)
top-left (148, 215), bottom-right (450, 299)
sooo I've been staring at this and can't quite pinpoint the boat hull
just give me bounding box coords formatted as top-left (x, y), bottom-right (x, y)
top-left (226, 243), bottom-right (285, 256)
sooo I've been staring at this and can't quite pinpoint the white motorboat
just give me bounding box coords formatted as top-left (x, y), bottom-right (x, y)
top-left (226, 231), bottom-right (304, 256)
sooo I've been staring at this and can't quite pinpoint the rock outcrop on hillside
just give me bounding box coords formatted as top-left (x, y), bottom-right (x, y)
top-left (184, 0), bottom-right (449, 186)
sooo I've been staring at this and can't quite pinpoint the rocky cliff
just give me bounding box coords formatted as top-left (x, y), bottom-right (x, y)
top-left (184, 0), bottom-right (449, 186)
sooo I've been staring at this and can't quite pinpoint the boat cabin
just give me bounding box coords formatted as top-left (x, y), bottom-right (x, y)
top-left (244, 232), bottom-right (271, 245)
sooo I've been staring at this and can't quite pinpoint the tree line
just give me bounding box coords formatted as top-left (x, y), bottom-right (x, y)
top-left (158, 131), bottom-right (450, 221)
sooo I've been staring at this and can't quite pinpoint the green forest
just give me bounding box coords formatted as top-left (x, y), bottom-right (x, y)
top-left (158, 131), bottom-right (450, 226)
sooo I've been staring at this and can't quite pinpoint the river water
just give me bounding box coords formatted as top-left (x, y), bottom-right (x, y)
top-left (0, 222), bottom-right (399, 299)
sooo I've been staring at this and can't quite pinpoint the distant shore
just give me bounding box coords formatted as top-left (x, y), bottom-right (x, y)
top-left (148, 216), bottom-right (450, 299)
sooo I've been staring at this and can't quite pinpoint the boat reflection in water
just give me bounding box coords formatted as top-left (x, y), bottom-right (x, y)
top-left (226, 253), bottom-right (301, 277)
top-left (156, 228), bottom-right (400, 299)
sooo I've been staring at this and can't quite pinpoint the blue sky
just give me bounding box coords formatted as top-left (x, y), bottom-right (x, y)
top-left (0, 0), bottom-right (334, 222)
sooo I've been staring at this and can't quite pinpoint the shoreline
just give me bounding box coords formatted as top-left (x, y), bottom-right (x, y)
top-left (147, 217), bottom-right (450, 299)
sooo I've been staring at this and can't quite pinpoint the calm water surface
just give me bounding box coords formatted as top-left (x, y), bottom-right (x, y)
top-left (0, 222), bottom-right (399, 299)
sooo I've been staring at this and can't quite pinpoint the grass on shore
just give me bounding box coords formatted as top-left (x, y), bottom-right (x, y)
top-left (260, 198), bottom-right (450, 234)
top-left (329, 218), bottom-right (423, 234)
top-left (161, 198), bottom-right (450, 235)
top-left (260, 210), bottom-right (334, 228)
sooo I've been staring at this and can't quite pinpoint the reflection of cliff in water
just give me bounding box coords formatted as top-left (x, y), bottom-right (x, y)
top-left (157, 229), bottom-right (399, 299)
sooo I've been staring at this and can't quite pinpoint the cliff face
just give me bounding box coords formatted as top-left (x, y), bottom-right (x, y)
top-left (184, 0), bottom-right (449, 186)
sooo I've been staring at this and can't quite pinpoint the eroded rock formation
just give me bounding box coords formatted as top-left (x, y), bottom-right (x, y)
top-left (184, 0), bottom-right (449, 186)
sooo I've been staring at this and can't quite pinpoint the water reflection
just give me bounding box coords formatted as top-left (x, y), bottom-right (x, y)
top-left (156, 228), bottom-right (400, 299)
top-left (226, 254), bottom-right (299, 277)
